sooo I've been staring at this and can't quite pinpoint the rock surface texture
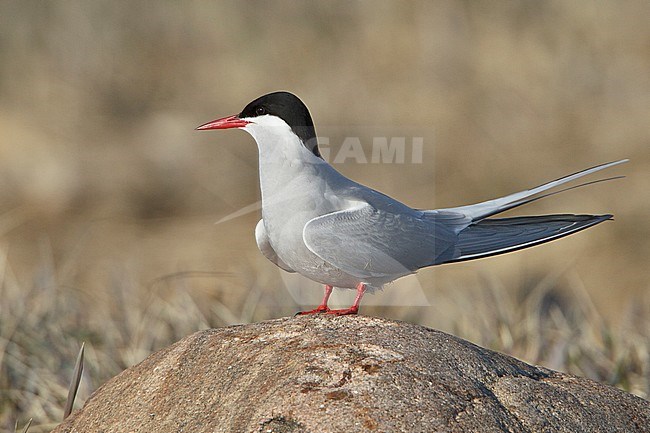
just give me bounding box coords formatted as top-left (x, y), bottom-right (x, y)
top-left (53, 316), bottom-right (649, 433)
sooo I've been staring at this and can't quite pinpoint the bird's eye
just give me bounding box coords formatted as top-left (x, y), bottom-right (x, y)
top-left (255, 106), bottom-right (267, 116)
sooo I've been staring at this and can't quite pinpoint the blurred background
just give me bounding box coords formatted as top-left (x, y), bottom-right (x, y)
top-left (1, 1), bottom-right (648, 430)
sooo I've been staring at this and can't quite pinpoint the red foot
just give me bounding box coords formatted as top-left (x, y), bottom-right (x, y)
top-left (294, 305), bottom-right (330, 316)
top-left (326, 306), bottom-right (359, 316)
top-left (294, 283), bottom-right (365, 317)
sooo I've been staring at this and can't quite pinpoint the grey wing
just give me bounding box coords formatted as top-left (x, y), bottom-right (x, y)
top-left (302, 204), bottom-right (462, 282)
top-left (255, 219), bottom-right (295, 273)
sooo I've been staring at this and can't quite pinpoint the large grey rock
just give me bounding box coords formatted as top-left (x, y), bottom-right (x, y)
top-left (53, 316), bottom-right (649, 432)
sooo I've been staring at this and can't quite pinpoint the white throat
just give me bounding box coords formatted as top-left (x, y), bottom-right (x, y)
top-left (241, 114), bottom-right (307, 162)
top-left (242, 114), bottom-right (324, 166)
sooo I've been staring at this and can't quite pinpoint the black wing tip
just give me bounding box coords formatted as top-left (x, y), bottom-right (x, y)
top-left (590, 213), bottom-right (614, 223)
top-left (443, 213), bottom-right (615, 265)
top-left (476, 213), bottom-right (613, 225)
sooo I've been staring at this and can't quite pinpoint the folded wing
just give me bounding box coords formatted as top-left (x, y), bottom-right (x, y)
top-left (303, 204), bottom-right (460, 283)
top-left (441, 214), bottom-right (612, 264)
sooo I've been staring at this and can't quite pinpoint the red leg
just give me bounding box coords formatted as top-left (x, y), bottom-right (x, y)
top-left (327, 283), bottom-right (366, 316)
top-left (295, 285), bottom-right (333, 315)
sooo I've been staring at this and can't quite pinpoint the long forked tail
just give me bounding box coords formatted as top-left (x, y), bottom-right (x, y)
top-left (443, 214), bottom-right (612, 264)
top-left (439, 159), bottom-right (628, 222)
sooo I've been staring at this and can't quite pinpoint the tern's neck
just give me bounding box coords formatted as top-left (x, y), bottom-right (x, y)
top-left (243, 122), bottom-right (328, 203)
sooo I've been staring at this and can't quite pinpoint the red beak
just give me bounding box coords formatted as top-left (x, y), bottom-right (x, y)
top-left (195, 114), bottom-right (250, 130)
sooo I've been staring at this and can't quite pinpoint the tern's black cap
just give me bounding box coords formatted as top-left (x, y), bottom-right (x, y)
top-left (239, 91), bottom-right (321, 157)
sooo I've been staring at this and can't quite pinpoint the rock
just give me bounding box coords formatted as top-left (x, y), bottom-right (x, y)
top-left (52, 316), bottom-right (649, 433)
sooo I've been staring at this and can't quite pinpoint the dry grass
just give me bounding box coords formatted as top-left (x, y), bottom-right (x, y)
top-left (0, 1), bottom-right (648, 430)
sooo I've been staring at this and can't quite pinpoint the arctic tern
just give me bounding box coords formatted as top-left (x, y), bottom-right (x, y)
top-left (197, 91), bottom-right (626, 315)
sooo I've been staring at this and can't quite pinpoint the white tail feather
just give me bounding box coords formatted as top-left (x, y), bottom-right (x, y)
top-left (439, 159), bottom-right (628, 221)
